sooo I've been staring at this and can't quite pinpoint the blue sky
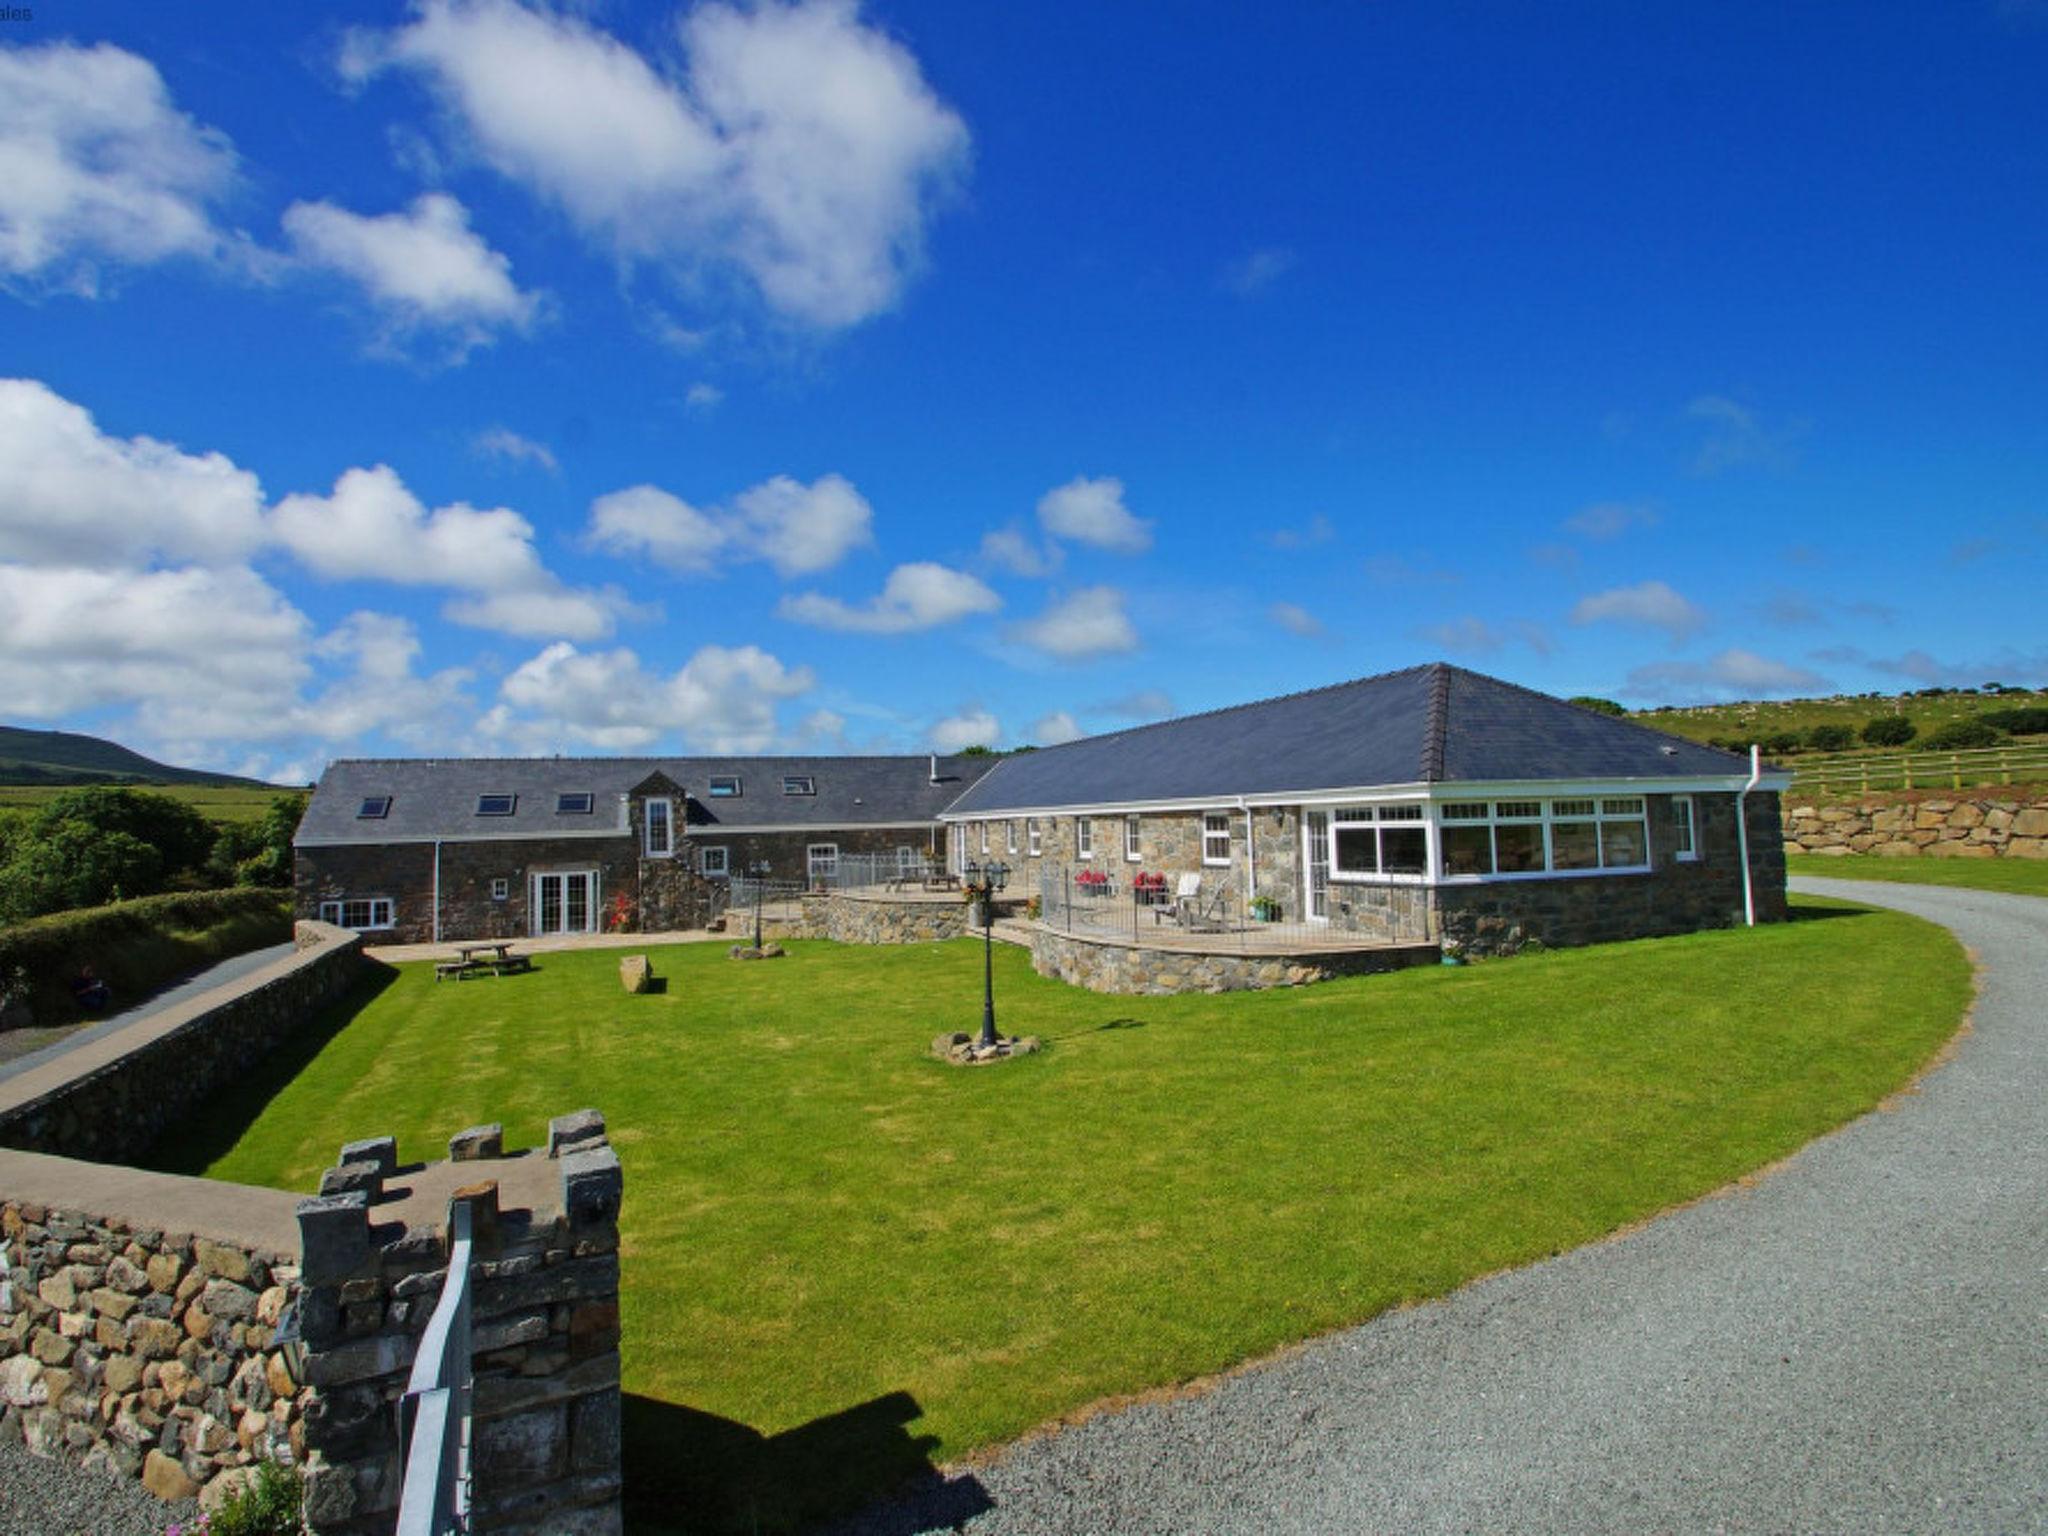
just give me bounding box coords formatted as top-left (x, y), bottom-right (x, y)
top-left (2, 1), bottom-right (2043, 782)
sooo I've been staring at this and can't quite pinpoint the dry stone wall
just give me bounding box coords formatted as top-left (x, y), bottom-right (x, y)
top-left (1029, 926), bottom-right (1437, 994)
top-left (1784, 792), bottom-right (2048, 858)
top-left (0, 1192), bottom-right (303, 1507)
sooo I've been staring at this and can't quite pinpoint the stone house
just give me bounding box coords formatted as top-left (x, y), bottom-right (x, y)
top-left (293, 754), bottom-right (994, 944)
top-left (939, 663), bottom-right (1791, 955)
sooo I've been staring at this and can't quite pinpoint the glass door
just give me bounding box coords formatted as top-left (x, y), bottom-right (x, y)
top-left (532, 871), bottom-right (598, 936)
top-left (1304, 810), bottom-right (1330, 921)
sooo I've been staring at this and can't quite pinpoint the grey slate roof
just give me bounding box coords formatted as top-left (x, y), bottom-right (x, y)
top-left (941, 663), bottom-right (1760, 816)
top-left (297, 753), bottom-right (994, 846)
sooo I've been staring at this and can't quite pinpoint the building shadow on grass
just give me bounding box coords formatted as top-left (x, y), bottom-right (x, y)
top-left (138, 960), bottom-right (400, 1176)
top-left (623, 1390), bottom-right (992, 1536)
top-left (1783, 901), bottom-right (1874, 924)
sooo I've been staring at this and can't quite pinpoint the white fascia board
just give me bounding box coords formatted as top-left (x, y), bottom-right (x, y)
top-left (1425, 773), bottom-right (1792, 800)
top-left (296, 826), bottom-right (629, 848)
top-left (681, 821), bottom-right (939, 835)
top-left (939, 784), bottom-right (1432, 821)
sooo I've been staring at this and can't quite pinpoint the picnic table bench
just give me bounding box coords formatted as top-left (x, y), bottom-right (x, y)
top-left (436, 942), bottom-right (533, 981)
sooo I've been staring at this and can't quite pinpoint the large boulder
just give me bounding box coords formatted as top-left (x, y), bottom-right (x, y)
top-left (619, 955), bottom-right (653, 994)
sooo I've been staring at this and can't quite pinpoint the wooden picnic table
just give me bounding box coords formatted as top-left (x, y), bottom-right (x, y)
top-left (437, 941), bottom-right (532, 981)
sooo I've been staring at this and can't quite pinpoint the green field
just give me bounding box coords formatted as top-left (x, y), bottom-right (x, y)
top-left (1788, 852), bottom-right (2048, 897)
top-left (0, 783), bottom-right (301, 826)
top-left (1630, 686), bottom-right (2048, 750)
top-left (157, 907), bottom-right (1969, 1532)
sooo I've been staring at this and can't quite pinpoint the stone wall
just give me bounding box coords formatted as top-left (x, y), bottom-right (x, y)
top-left (812, 891), bottom-right (969, 945)
top-left (0, 921), bottom-right (367, 1165)
top-left (295, 843), bottom-right (438, 946)
top-left (1435, 792), bottom-right (1785, 956)
top-left (293, 1115), bottom-right (623, 1536)
top-left (1028, 926), bottom-right (1439, 995)
top-left (1783, 791), bottom-right (2048, 858)
top-left (1, 1168), bottom-right (304, 1508)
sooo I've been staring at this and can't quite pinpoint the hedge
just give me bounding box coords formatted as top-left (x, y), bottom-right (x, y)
top-left (0, 888), bottom-right (291, 1028)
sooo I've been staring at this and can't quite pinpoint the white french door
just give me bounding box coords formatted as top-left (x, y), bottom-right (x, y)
top-left (532, 870), bottom-right (599, 936)
top-left (1303, 810), bottom-right (1330, 921)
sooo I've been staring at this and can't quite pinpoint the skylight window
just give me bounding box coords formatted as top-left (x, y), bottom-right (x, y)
top-left (476, 793), bottom-right (517, 816)
top-left (782, 776), bottom-right (815, 796)
top-left (556, 792), bottom-right (595, 815)
top-left (357, 796), bottom-right (391, 819)
top-left (708, 776), bottom-right (742, 798)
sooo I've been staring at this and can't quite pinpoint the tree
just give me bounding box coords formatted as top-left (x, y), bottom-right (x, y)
top-left (1860, 715), bottom-right (1917, 748)
top-left (1568, 696), bottom-right (1627, 717)
top-left (0, 821), bottom-right (164, 924)
top-left (1804, 724), bottom-right (1855, 753)
top-left (204, 794), bottom-right (304, 888)
top-left (32, 786), bottom-right (215, 879)
top-left (1922, 718), bottom-right (2002, 751)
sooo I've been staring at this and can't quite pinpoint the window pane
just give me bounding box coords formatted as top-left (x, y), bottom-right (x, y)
top-left (1552, 820), bottom-right (1599, 869)
top-left (1673, 797), bottom-right (1695, 855)
top-left (1601, 819), bottom-right (1647, 868)
top-left (1334, 826), bottom-right (1379, 875)
top-left (1333, 806), bottom-right (1373, 823)
top-left (1440, 802), bottom-right (1489, 821)
top-left (1440, 824), bottom-right (1493, 875)
top-left (1379, 804), bottom-right (1423, 822)
top-left (1603, 797), bottom-right (1645, 816)
top-left (1494, 822), bottom-right (1546, 872)
top-left (1381, 826), bottom-right (1428, 873)
top-left (1496, 800), bottom-right (1542, 820)
top-left (1553, 798), bottom-right (1595, 818)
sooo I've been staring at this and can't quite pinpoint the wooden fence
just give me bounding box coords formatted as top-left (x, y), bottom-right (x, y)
top-left (1789, 741), bottom-right (2048, 795)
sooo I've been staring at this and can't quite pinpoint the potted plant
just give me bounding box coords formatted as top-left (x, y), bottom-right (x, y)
top-left (1249, 896), bottom-right (1280, 922)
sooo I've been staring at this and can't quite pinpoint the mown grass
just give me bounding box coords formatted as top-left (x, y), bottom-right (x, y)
top-left (1633, 686), bottom-right (2047, 747)
top-left (0, 784), bottom-right (301, 826)
top-left (158, 899), bottom-right (1969, 1533)
top-left (1788, 852), bottom-right (2048, 897)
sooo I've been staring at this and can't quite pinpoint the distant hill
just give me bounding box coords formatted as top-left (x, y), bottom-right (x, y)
top-left (1627, 685), bottom-right (2048, 754)
top-left (0, 724), bottom-right (276, 789)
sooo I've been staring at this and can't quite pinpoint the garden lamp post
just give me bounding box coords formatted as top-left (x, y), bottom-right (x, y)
top-left (963, 859), bottom-right (1010, 1047)
top-left (746, 860), bottom-right (770, 952)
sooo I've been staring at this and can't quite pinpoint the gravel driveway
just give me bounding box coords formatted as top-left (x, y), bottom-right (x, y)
top-left (834, 877), bottom-right (2048, 1535)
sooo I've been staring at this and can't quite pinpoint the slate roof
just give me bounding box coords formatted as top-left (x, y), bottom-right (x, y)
top-left (297, 754), bottom-right (995, 846)
top-left (941, 663), bottom-right (1765, 817)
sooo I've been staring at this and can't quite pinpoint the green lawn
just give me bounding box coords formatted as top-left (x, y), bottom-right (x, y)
top-left (1788, 852), bottom-right (2048, 897)
top-left (156, 900), bottom-right (1968, 1533)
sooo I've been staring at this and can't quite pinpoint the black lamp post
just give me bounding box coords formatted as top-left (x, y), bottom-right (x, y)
top-left (963, 859), bottom-right (1010, 1047)
top-left (745, 860), bottom-right (770, 952)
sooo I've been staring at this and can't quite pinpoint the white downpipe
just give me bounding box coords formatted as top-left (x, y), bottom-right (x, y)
top-left (432, 839), bottom-right (442, 945)
top-left (1736, 745), bottom-right (1762, 927)
top-left (1239, 798), bottom-right (1256, 900)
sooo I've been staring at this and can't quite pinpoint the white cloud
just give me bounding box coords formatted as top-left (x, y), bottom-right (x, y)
top-left (1222, 245), bottom-right (1295, 295)
top-left (1010, 586), bottom-right (1139, 661)
top-left (929, 707), bottom-right (998, 753)
top-left (684, 382), bottom-right (724, 411)
top-left (299, 611), bottom-right (474, 747)
top-left (1265, 513), bottom-right (1332, 551)
top-left (490, 640), bottom-right (813, 751)
top-left (283, 192), bottom-right (540, 354)
top-left (586, 472), bottom-right (872, 577)
top-left (1420, 616), bottom-right (1554, 657)
top-left (272, 464), bottom-right (622, 639)
top-left (0, 378), bottom-right (267, 566)
top-left (1036, 475), bottom-right (1152, 553)
top-left (1093, 688), bottom-right (1172, 721)
top-left (1030, 710), bottom-right (1083, 746)
top-left (349, 0), bottom-right (969, 329)
top-left (1269, 600), bottom-right (1323, 637)
top-left (980, 524), bottom-right (1058, 577)
top-left (1569, 579), bottom-right (1706, 644)
top-left (1687, 395), bottom-right (1803, 475)
top-left (473, 425), bottom-right (558, 472)
top-left (0, 41), bottom-right (240, 292)
top-left (778, 561), bottom-right (999, 633)
top-left (1624, 649), bottom-right (1831, 701)
top-left (1564, 501), bottom-right (1658, 540)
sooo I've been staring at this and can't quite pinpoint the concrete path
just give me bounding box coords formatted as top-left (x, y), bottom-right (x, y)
top-left (838, 878), bottom-right (2048, 1536)
top-left (0, 941), bottom-right (295, 1084)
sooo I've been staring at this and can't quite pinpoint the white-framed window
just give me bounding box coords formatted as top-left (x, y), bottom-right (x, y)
top-left (1008, 820), bottom-right (1019, 855)
top-left (1077, 817), bottom-right (1094, 858)
top-left (1202, 812), bottom-right (1232, 866)
top-left (1126, 815), bottom-right (1142, 862)
top-left (490, 878), bottom-right (509, 901)
top-left (701, 845), bottom-right (729, 876)
top-left (644, 796), bottom-right (674, 858)
top-left (556, 792), bottom-right (594, 815)
top-left (708, 776), bottom-right (742, 798)
top-left (319, 898), bottom-right (394, 931)
top-left (808, 843), bottom-right (839, 880)
top-left (1027, 818), bottom-right (1042, 857)
top-left (1330, 804), bottom-right (1430, 881)
top-left (980, 822), bottom-right (990, 855)
top-left (476, 793), bottom-right (516, 817)
top-left (897, 845), bottom-right (920, 875)
top-left (1673, 795), bottom-right (1698, 861)
top-left (1431, 796), bottom-right (1652, 880)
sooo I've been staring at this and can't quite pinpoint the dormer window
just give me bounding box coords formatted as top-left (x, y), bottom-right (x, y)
top-left (476, 793), bottom-right (516, 816)
top-left (708, 776), bottom-right (742, 798)
top-left (782, 776), bottom-right (815, 796)
top-left (557, 792), bottom-right (595, 815)
top-left (357, 796), bottom-right (391, 819)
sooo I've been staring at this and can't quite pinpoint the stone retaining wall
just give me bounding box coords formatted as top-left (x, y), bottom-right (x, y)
top-left (1784, 792), bottom-right (2048, 858)
top-left (294, 1115), bottom-right (623, 1536)
top-left (1028, 926), bottom-right (1439, 995)
top-left (0, 921), bottom-right (368, 1165)
top-left (813, 891), bottom-right (969, 944)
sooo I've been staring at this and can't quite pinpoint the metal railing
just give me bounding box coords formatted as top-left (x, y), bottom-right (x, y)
top-left (397, 1200), bottom-right (474, 1535)
top-left (1789, 740), bottom-right (2048, 795)
top-left (802, 851), bottom-right (953, 892)
top-left (1033, 865), bottom-right (1430, 949)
